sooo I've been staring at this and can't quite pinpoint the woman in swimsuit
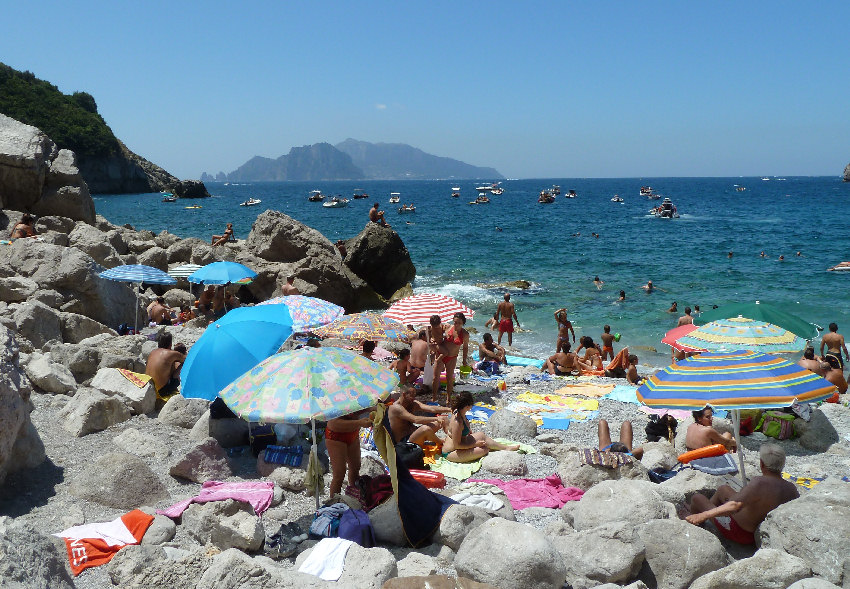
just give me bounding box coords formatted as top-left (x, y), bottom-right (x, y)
top-left (554, 308), bottom-right (575, 353)
top-left (9, 214), bottom-right (36, 240)
top-left (442, 392), bottom-right (519, 463)
top-left (326, 410), bottom-right (374, 497)
top-left (430, 312), bottom-right (469, 406)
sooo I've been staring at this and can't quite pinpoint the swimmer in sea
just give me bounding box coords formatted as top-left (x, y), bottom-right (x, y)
top-left (593, 276), bottom-right (604, 290)
top-left (779, 255), bottom-right (785, 262)
top-left (618, 290), bottom-right (626, 301)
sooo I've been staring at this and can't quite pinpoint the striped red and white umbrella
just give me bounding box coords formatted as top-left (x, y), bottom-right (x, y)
top-left (383, 293), bottom-right (474, 326)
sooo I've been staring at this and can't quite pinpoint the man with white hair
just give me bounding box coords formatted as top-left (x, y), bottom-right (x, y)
top-left (685, 444), bottom-right (799, 544)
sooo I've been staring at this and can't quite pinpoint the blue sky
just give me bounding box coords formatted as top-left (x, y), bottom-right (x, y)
top-left (4, 1), bottom-right (849, 179)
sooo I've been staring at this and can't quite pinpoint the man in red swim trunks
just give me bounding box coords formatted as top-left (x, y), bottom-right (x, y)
top-left (497, 293), bottom-right (520, 347)
top-left (686, 444), bottom-right (799, 544)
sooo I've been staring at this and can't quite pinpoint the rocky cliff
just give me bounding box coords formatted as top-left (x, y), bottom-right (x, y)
top-left (228, 143), bottom-right (364, 182)
top-left (843, 163), bottom-right (850, 182)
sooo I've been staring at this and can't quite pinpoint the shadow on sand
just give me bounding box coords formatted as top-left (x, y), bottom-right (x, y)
top-left (0, 458), bottom-right (64, 518)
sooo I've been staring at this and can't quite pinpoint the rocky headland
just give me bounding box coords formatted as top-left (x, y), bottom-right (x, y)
top-left (1, 115), bottom-right (849, 589)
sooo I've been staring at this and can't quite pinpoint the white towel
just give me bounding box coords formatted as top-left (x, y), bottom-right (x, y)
top-left (450, 492), bottom-right (505, 512)
top-left (298, 537), bottom-right (354, 581)
top-left (423, 354), bottom-right (434, 386)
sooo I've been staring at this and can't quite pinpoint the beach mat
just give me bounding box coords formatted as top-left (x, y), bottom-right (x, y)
top-left (541, 417), bottom-right (571, 430)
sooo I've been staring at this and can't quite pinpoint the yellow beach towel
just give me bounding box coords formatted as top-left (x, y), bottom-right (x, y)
top-left (118, 369), bottom-right (153, 389)
top-left (517, 392), bottom-right (599, 412)
top-left (554, 383), bottom-right (615, 398)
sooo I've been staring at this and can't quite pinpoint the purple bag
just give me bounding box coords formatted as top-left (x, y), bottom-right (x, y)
top-left (337, 509), bottom-right (375, 547)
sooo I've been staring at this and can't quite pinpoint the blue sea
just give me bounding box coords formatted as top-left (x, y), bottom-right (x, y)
top-left (93, 177), bottom-right (850, 370)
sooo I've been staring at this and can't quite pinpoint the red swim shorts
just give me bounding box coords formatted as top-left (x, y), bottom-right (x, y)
top-left (325, 428), bottom-right (359, 444)
top-left (713, 516), bottom-right (755, 544)
top-left (499, 319), bottom-right (513, 333)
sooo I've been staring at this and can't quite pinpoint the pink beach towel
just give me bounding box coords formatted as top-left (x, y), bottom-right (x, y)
top-left (469, 474), bottom-right (583, 510)
top-left (157, 480), bottom-right (274, 519)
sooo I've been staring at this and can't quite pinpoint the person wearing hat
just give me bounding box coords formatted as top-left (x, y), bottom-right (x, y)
top-left (685, 444), bottom-right (799, 544)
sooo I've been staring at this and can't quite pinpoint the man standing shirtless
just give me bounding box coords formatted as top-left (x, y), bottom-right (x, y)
top-left (820, 323), bottom-right (848, 368)
top-left (678, 307), bottom-right (694, 326)
top-left (687, 444), bottom-right (798, 545)
top-left (281, 276), bottom-right (300, 296)
top-left (497, 293), bottom-right (520, 346)
top-left (600, 325), bottom-right (616, 361)
top-left (145, 332), bottom-right (186, 396)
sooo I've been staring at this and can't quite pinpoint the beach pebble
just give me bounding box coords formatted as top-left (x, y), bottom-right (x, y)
top-left (639, 519), bottom-right (728, 589)
top-left (689, 548), bottom-right (809, 589)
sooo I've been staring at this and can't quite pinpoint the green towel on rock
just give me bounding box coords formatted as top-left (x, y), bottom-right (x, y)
top-left (430, 457), bottom-right (483, 481)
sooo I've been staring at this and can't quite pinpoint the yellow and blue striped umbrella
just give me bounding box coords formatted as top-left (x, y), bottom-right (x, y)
top-left (674, 317), bottom-right (806, 354)
top-left (637, 350), bottom-right (836, 411)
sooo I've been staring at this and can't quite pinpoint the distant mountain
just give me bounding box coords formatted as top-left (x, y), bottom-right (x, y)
top-left (335, 139), bottom-right (503, 180)
top-left (220, 139), bottom-right (502, 182)
top-left (227, 143), bottom-right (364, 182)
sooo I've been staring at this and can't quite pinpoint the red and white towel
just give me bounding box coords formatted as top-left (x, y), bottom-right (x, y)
top-left (54, 509), bottom-right (154, 575)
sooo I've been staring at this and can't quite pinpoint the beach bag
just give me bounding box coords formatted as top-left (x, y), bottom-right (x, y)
top-left (645, 415), bottom-right (678, 443)
top-left (338, 509), bottom-right (376, 547)
top-left (250, 424), bottom-right (276, 456)
top-left (648, 467), bottom-right (680, 484)
top-left (395, 441), bottom-right (425, 470)
top-left (757, 410), bottom-right (796, 440)
top-left (353, 475), bottom-right (394, 511)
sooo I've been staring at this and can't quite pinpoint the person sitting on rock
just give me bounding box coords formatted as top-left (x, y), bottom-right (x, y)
top-left (442, 392), bottom-right (519, 463)
top-left (369, 202), bottom-right (390, 228)
top-left (388, 386), bottom-right (450, 447)
top-left (147, 297), bottom-right (174, 325)
top-left (281, 275), bottom-right (300, 296)
top-left (685, 406), bottom-right (736, 452)
top-left (597, 419), bottom-right (644, 460)
top-left (390, 348), bottom-right (420, 385)
top-left (211, 222), bottom-right (233, 246)
top-left (145, 332), bottom-right (186, 397)
top-left (9, 214), bottom-right (36, 240)
top-left (823, 353), bottom-right (848, 394)
top-left (686, 444), bottom-right (798, 545)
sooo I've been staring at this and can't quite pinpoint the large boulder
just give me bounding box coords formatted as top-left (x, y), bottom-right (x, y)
top-left (11, 299), bottom-right (62, 349)
top-left (106, 544), bottom-right (211, 589)
top-left (689, 548), bottom-right (809, 589)
top-left (24, 353), bottom-right (76, 394)
top-left (0, 325), bottom-right (41, 486)
top-left (569, 480), bottom-right (677, 531)
top-left (182, 499), bottom-right (264, 551)
top-left (89, 366), bottom-right (156, 415)
top-left (158, 394), bottom-right (208, 428)
top-left (434, 504), bottom-right (494, 551)
top-left (383, 576), bottom-right (499, 589)
top-left (487, 409), bottom-right (537, 439)
top-left (344, 223), bottom-right (416, 299)
top-left (555, 448), bottom-right (652, 491)
top-left (0, 113), bottom-right (95, 222)
top-left (552, 521), bottom-right (645, 589)
top-left (638, 519), bottom-right (728, 589)
top-left (0, 519), bottom-right (75, 589)
top-left (60, 311), bottom-right (115, 344)
top-left (69, 452), bottom-right (169, 509)
top-left (68, 222), bottom-right (122, 267)
top-left (169, 437), bottom-right (233, 483)
top-left (295, 542), bottom-right (398, 588)
top-left (844, 162), bottom-right (850, 182)
top-left (796, 405), bottom-right (845, 452)
top-left (481, 451), bottom-right (527, 476)
top-left (759, 480), bottom-right (850, 585)
top-left (652, 468), bottom-right (724, 507)
top-left (0, 275), bottom-right (37, 302)
top-left (454, 518), bottom-right (567, 589)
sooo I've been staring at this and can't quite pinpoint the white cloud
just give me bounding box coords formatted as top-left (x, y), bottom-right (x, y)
top-left (375, 103), bottom-right (387, 110)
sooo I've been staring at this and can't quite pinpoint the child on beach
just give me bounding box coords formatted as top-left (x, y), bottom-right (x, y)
top-left (554, 308), bottom-right (575, 352)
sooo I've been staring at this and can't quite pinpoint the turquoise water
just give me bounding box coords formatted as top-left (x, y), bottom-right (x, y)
top-left (93, 177), bottom-right (850, 369)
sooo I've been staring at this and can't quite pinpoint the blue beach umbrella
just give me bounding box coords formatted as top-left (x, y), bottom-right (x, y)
top-left (188, 261), bottom-right (257, 285)
top-left (180, 305), bottom-right (294, 400)
top-left (637, 350), bottom-right (836, 480)
top-left (99, 264), bottom-right (177, 332)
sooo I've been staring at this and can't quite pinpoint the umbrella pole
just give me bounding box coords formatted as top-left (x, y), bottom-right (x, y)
top-left (135, 283), bottom-right (140, 334)
top-left (312, 418), bottom-right (320, 510)
top-left (732, 409), bottom-right (747, 484)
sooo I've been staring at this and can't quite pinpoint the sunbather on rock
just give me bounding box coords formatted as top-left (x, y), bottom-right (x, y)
top-left (597, 419), bottom-right (644, 460)
top-left (686, 406), bottom-right (736, 452)
top-left (686, 444), bottom-right (798, 545)
top-left (442, 392), bottom-right (519, 463)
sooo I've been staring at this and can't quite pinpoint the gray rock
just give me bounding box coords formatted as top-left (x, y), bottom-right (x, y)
top-left (48, 341), bottom-right (101, 381)
top-left (653, 468), bottom-right (724, 507)
top-left (194, 548), bottom-right (279, 589)
top-left (556, 446), bottom-right (651, 491)
top-left (343, 222), bottom-right (416, 298)
top-left (69, 452), bottom-right (169, 509)
top-left (169, 437), bottom-right (233, 483)
top-left (127, 238), bottom-right (156, 254)
top-left (486, 409), bottom-right (537, 439)
top-left (113, 427), bottom-right (172, 460)
top-left (639, 441), bottom-right (679, 471)
top-left (481, 451), bottom-right (527, 476)
top-left (12, 299), bottom-right (62, 349)
top-left (265, 463), bottom-right (310, 492)
top-left (68, 222), bottom-right (122, 267)
top-left (25, 353), bottom-right (77, 394)
top-left (60, 311), bottom-right (116, 344)
top-left (434, 504), bottom-right (493, 550)
top-left (106, 543), bottom-right (212, 589)
top-left (638, 518), bottom-right (728, 589)
top-left (162, 287), bottom-right (195, 310)
top-left (158, 393), bottom-right (208, 428)
top-left (141, 515), bottom-right (177, 546)
top-left (552, 521), bottom-right (645, 588)
top-left (190, 411), bottom-right (250, 447)
top-left (383, 577), bottom-right (500, 589)
top-left (454, 518), bottom-right (567, 589)
top-left (182, 499), bottom-right (264, 551)
top-left (788, 579), bottom-right (843, 589)
top-left (689, 548), bottom-right (809, 589)
top-left (138, 245), bottom-right (168, 270)
top-left (155, 230), bottom-right (181, 249)
top-left (0, 275), bottom-right (37, 302)
top-left (397, 552), bottom-right (438, 577)
top-left (796, 406), bottom-right (845, 452)
top-left (7, 420), bottom-right (46, 475)
top-left (369, 495), bottom-right (407, 546)
top-left (59, 387), bottom-right (131, 436)
top-left (0, 520), bottom-right (75, 589)
top-left (166, 238), bottom-right (195, 264)
top-left (89, 366), bottom-right (156, 415)
top-left (759, 480), bottom-right (850, 585)
top-left (571, 480), bottom-right (677, 531)
top-left (294, 542), bottom-right (398, 589)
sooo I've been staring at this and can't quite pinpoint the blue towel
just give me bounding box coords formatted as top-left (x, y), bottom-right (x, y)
top-left (541, 417), bottom-right (571, 430)
top-left (524, 373), bottom-right (554, 383)
top-left (605, 385), bottom-right (640, 404)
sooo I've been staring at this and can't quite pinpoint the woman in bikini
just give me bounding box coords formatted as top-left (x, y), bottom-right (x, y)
top-left (443, 392), bottom-right (519, 463)
top-left (554, 308), bottom-right (575, 353)
top-left (9, 214), bottom-right (36, 240)
top-left (326, 410), bottom-right (374, 497)
top-left (430, 312), bottom-right (469, 406)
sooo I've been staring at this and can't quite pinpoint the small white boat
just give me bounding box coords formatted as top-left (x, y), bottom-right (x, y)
top-left (490, 182), bottom-right (505, 195)
top-left (827, 262), bottom-right (850, 272)
top-left (322, 197), bottom-right (349, 208)
top-left (451, 187), bottom-right (460, 198)
top-left (389, 192), bottom-right (401, 203)
top-left (650, 197), bottom-right (679, 218)
top-left (611, 195), bottom-right (624, 203)
top-left (550, 185), bottom-right (561, 196)
top-left (162, 194), bottom-right (177, 203)
top-left (398, 205), bottom-right (416, 214)
top-left (352, 189), bottom-right (369, 199)
top-left (565, 189), bottom-right (576, 198)
top-left (308, 190), bottom-right (325, 202)
top-left (239, 198), bottom-right (262, 206)
top-left (761, 177), bottom-right (770, 181)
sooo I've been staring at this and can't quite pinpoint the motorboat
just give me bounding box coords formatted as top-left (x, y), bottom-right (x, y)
top-left (538, 190), bottom-right (555, 204)
top-left (611, 195), bottom-right (624, 203)
top-left (389, 192), bottom-right (401, 203)
top-left (650, 197), bottom-right (679, 218)
top-left (566, 189), bottom-right (576, 198)
top-left (469, 195), bottom-right (491, 205)
top-left (322, 197), bottom-right (349, 208)
top-left (162, 194), bottom-right (177, 203)
top-left (828, 261), bottom-right (850, 272)
top-left (184, 205), bottom-right (202, 209)
top-left (239, 198), bottom-right (262, 206)
top-left (490, 182), bottom-right (505, 195)
top-left (761, 177), bottom-right (770, 181)
top-left (308, 190), bottom-right (325, 202)
top-left (551, 185), bottom-right (561, 196)
top-left (398, 204), bottom-right (416, 213)
top-left (451, 187), bottom-right (460, 198)
top-left (352, 189), bottom-right (369, 199)
top-left (640, 186), bottom-right (661, 199)
top-left (735, 186), bottom-right (747, 192)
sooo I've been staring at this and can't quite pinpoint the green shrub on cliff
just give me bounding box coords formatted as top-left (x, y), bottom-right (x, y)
top-left (0, 63), bottom-right (120, 157)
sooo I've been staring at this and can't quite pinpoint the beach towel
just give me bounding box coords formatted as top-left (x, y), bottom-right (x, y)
top-left (554, 383), bottom-right (615, 398)
top-left (524, 373), bottom-right (555, 383)
top-left (117, 368), bottom-right (152, 388)
top-left (516, 392), bottom-right (599, 412)
top-left (157, 480), bottom-right (275, 519)
top-left (54, 509), bottom-right (154, 576)
top-left (689, 454), bottom-right (738, 475)
top-left (468, 402), bottom-right (498, 425)
top-left (493, 438), bottom-right (537, 454)
top-left (579, 448), bottom-right (633, 468)
top-left (605, 385), bottom-right (640, 404)
top-left (782, 472), bottom-right (826, 489)
top-left (430, 456), bottom-right (483, 481)
top-left (371, 403), bottom-right (456, 547)
top-left (605, 348), bottom-right (629, 372)
top-left (298, 537), bottom-right (353, 581)
top-left (541, 417), bottom-right (571, 430)
top-left (450, 491), bottom-right (505, 511)
top-left (469, 474), bottom-right (584, 510)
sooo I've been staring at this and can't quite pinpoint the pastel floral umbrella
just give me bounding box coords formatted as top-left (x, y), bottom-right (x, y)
top-left (257, 295), bottom-right (345, 332)
top-left (218, 346), bottom-right (399, 506)
top-left (312, 312), bottom-right (416, 343)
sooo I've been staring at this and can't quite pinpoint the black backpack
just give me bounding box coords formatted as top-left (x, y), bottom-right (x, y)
top-left (394, 441), bottom-right (425, 470)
